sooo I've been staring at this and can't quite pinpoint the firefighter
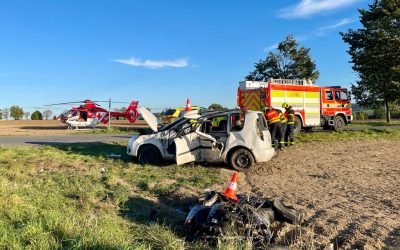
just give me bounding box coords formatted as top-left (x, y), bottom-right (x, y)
top-left (279, 106), bottom-right (287, 143)
top-left (264, 106), bottom-right (284, 150)
top-left (282, 102), bottom-right (295, 146)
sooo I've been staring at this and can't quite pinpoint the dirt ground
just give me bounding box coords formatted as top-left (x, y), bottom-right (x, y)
top-left (223, 139), bottom-right (400, 249)
top-left (0, 120), bottom-right (147, 136)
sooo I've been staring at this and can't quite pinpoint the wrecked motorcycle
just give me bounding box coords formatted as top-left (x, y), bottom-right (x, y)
top-left (184, 190), bottom-right (300, 248)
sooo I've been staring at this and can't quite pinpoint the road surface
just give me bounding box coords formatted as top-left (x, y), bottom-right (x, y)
top-left (0, 134), bottom-right (132, 146)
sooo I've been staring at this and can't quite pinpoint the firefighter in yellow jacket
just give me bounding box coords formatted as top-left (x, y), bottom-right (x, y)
top-left (264, 106), bottom-right (284, 150)
top-left (282, 102), bottom-right (295, 146)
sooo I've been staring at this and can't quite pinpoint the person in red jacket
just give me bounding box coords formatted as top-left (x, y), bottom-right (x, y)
top-left (264, 106), bottom-right (284, 150)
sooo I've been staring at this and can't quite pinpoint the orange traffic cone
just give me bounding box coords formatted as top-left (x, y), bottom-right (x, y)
top-left (185, 98), bottom-right (192, 111)
top-left (221, 172), bottom-right (238, 202)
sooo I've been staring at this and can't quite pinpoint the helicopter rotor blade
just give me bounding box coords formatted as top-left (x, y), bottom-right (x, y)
top-left (45, 100), bottom-right (131, 106)
top-left (44, 101), bottom-right (87, 106)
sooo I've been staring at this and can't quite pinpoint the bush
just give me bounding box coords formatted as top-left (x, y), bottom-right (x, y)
top-left (355, 111), bottom-right (368, 120)
top-left (369, 107), bottom-right (386, 119)
top-left (31, 110), bottom-right (43, 120)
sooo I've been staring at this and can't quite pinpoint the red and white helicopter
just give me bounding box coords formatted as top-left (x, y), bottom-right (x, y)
top-left (46, 99), bottom-right (139, 129)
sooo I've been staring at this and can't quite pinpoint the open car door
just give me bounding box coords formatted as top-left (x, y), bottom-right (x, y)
top-left (174, 132), bottom-right (201, 165)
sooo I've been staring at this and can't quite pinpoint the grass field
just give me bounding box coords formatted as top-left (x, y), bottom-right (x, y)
top-left (296, 128), bottom-right (400, 142)
top-left (1, 129), bottom-right (400, 249)
top-left (0, 142), bottom-right (224, 249)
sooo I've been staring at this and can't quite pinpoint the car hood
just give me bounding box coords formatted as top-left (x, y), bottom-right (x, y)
top-left (139, 107), bottom-right (160, 132)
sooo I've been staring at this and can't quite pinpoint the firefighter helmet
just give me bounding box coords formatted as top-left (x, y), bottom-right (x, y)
top-left (282, 102), bottom-right (289, 108)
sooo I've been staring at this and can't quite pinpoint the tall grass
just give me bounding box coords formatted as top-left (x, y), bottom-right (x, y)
top-left (0, 143), bottom-right (221, 249)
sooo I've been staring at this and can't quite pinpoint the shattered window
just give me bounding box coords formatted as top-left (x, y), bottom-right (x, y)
top-left (210, 116), bottom-right (228, 132)
top-left (257, 113), bottom-right (268, 131)
top-left (230, 113), bottom-right (245, 132)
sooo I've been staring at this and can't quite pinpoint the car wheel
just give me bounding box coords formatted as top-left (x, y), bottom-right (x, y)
top-left (333, 116), bottom-right (345, 132)
top-left (228, 149), bottom-right (255, 172)
top-left (138, 145), bottom-right (162, 165)
top-left (294, 116), bottom-right (302, 134)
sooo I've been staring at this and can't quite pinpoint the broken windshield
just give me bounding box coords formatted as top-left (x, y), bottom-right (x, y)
top-left (159, 117), bottom-right (187, 132)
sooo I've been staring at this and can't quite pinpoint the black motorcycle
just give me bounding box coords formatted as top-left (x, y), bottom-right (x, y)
top-left (184, 190), bottom-right (300, 248)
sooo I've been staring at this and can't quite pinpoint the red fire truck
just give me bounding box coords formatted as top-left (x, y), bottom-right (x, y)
top-left (237, 79), bottom-right (353, 132)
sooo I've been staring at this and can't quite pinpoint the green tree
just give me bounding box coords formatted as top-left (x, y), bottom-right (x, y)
top-left (10, 105), bottom-right (24, 120)
top-left (341, 0), bottom-right (400, 123)
top-left (246, 34), bottom-right (319, 81)
top-left (0, 109), bottom-right (3, 120)
top-left (31, 110), bottom-right (43, 120)
top-left (208, 103), bottom-right (224, 110)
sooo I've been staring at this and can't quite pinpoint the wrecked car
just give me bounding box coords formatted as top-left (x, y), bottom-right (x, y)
top-left (127, 107), bottom-right (275, 171)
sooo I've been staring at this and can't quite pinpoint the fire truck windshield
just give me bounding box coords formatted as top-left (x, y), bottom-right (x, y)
top-left (335, 91), bottom-right (351, 101)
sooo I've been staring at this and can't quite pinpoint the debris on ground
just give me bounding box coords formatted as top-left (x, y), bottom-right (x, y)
top-left (184, 172), bottom-right (300, 248)
top-left (106, 153), bottom-right (121, 159)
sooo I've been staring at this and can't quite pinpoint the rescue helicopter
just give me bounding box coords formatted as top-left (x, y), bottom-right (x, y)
top-left (46, 99), bottom-right (139, 129)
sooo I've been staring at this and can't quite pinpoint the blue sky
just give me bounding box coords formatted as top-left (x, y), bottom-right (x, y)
top-left (0, 0), bottom-right (368, 114)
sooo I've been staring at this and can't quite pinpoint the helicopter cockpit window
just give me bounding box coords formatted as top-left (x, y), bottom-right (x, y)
top-left (79, 111), bottom-right (88, 121)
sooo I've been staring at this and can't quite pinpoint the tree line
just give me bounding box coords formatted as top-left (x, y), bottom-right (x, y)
top-left (246, 0), bottom-right (399, 123)
top-left (0, 106), bottom-right (54, 120)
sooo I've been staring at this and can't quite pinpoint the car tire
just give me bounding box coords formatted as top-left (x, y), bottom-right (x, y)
top-left (294, 116), bottom-right (302, 134)
top-left (228, 148), bottom-right (255, 172)
top-left (333, 115), bottom-right (345, 132)
top-left (138, 145), bottom-right (162, 165)
top-left (272, 199), bottom-right (300, 224)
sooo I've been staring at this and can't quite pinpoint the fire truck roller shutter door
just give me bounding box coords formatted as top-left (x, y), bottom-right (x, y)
top-left (304, 91), bottom-right (321, 126)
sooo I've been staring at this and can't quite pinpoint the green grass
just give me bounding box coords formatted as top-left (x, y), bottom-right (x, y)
top-left (76, 127), bottom-right (140, 135)
top-left (351, 119), bottom-right (400, 127)
top-left (0, 142), bottom-right (222, 249)
top-left (297, 128), bottom-right (400, 143)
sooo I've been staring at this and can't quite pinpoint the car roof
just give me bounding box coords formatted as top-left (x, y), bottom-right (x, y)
top-left (198, 109), bottom-right (260, 118)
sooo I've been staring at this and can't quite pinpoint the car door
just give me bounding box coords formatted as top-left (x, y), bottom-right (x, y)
top-left (174, 132), bottom-right (201, 165)
top-left (198, 115), bottom-right (228, 163)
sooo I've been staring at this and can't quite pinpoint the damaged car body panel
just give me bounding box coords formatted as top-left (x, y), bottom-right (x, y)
top-left (127, 108), bottom-right (275, 170)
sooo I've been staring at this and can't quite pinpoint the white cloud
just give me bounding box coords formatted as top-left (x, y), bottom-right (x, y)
top-left (114, 57), bottom-right (188, 69)
top-left (319, 18), bottom-right (355, 31)
top-left (279, 0), bottom-right (362, 19)
top-left (317, 18), bottom-right (356, 36)
top-left (264, 44), bottom-right (278, 52)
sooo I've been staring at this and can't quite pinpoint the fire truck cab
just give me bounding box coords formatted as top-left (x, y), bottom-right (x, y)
top-left (237, 79), bottom-right (353, 132)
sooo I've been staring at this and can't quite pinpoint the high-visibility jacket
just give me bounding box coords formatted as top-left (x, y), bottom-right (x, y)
top-left (285, 109), bottom-right (295, 124)
top-left (279, 110), bottom-right (287, 124)
top-left (265, 109), bottom-right (281, 124)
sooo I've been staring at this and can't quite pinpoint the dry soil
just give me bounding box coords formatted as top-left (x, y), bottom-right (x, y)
top-left (222, 139), bottom-right (400, 249)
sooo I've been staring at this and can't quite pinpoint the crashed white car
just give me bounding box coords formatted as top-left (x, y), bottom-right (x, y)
top-left (127, 108), bottom-right (275, 171)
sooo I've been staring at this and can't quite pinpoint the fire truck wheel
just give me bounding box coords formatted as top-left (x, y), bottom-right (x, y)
top-left (138, 145), bottom-right (162, 165)
top-left (294, 116), bottom-right (302, 134)
top-left (333, 116), bottom-right (345, 132)
top-left (228, 148), bottom-right (255, 172)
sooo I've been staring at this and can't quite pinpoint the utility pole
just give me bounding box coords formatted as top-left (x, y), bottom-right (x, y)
top-left (108, 98), bottom-right (111, 129)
